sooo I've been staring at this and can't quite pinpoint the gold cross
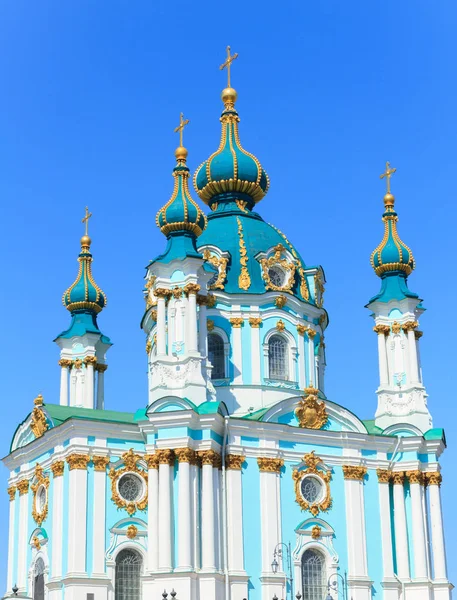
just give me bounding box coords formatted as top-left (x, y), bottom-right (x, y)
top-left (174, 112), bottom-right (190, 147)
top-left (219, 45), bottom-right (238, 88)
top-left (81, 206), bottom-right (92, 236)
top-left (380, 161), bottom-right (397, 194)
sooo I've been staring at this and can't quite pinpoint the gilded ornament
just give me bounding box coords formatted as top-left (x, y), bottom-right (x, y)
top-left (373, 324), bottom-right (390, 335)
top-left (7, 486), bottom-right (16, 501)
top-left (198, 449), bottom-right (221, 467)
top-left (51, 461), bottom-right (65, 477)
top-left (73, 358), bottom-right (83, 369)
top-left (236, 217), bottom-right (251, 290)
top-left (66, 454), bottom-right (90, 471)
top-left (402, 321), bottom-right (419, 332)
top-left (126, 524), bottom-right (138, 540)
top-left (32, 536), bottom-right (41, 550)
top-left (380, 161), bottom-right (396, 194)
top-left (260, 244), bottom-right (296, 293)
top-left (58, 358), bottom-right (73, 368)
top-left (391, 471), bottom-right (406, 485)
top-left (406, 470), bottom-right (425, 485)
top-left (93, 456), bottom-right (110, 472)
top-left (155, 288), bottom-right (172, 299)
top-left (34, 394), bottom-right (44, 406)
top-left (307, 328), bottom-right (316, 339)
top-left (270, 224), bottom-right (310, 300)
top-left (31, 464), bottom-right (50, 526)
top-left (230, 317), bottom-right (244, 328)
top-left (391, 322), bottom-right (402, 335)
top-left (109, 449), bottom-right (148, 515)
top-left (314, 271), bottom-right (325, 308)
top-left (175, 448), bottom-right (196, 464)
top-left (235, 199), bottom-right (248, 213)
top-left (207, 319), bottom-right (215, 332)
top-left (184, 283), bottom-right (201, 296)
top-left (275, 295), bottom-right (287, 308)
top-left (83, 355), bottom-right (97, 366)
top-left (145, 453), bottom-right (159, 469)
top-left (202, 249), bottom-right (228, 290)
top-left (249, 317), bottom-right (262, 328)
top-left (296, 324), bottom-right (307, 336)
top-left (257, 457), bottom-right (284, 473)
top-left (95, 363), bottom-right (108, 373)
top-left (342, 465), bottom-right (367, 481)
top-left (311, 525), bottom-right (322, 540)
top-left (295, 387), bottom-right (328, 430)
top-left (415, 330), bottom-right (423, 340)
top-left (276, 319), bottom-right (286, 332)
top-left (293, 452), bottom-right (332, 516)
top-left (172, 287), bottom-right (183, 299)
top-left (17, 479), bottom-right (29, 495)
top-left (425, 471), bottom-right (442, 486)
top-left (30, 396), bottom-right (48, 439)
top-left (145, 276), bottom-right (156, 291)
top-left (207, 294), bottom-right (217, 308)
top-left (156, 449), bottom-right (175, 466)
top-left (376, 469), bottom-right (392, 484)
top-left (225, 454), bottom-right (245, 470)
top-left (146, 340), bottom-right (152, 355)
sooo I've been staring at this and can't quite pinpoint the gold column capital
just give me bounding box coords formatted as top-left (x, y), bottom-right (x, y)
top-left (425, 471), bottom-right (442, 486)
top-left (83, 355), bottom-right (97, 366)
top-left (402, 320), bottom-right (419, 332)
top-left (51, 461), bottom-right (65, 478)
top-left (145, 453), bottom-right (159, 469)
top-left (175, 448), bottom-right (197, 464)
top-left (373, 324), bottom-right (390, 335)
top-left (17, 479), bottom-right (30, 495)
top-left (95, 363), bottom-right (108, 373)
top-left (225, 454), bottom-right (246, 470)
top-left (183, 283), bottom-right (201, 296)
top-left (7, 486), bottom-right (17, 501)
top-left (229, 317), bottom-right (244, 328)
top-left (376, 468), bottom-right (392, 483)
top-left (58, 358), bottom-right (73, 368)
top-left (296, 324), bottom-right (307, 336)
top-left (257, 457), bottom-right (284, 473)
top-left (249, 317), bottom-right (262, 328)
top-left (391, 471), bottom-right (406, 485)
top-left (307, 328), bottom-right (317, 339)
top-left (66, 453), bottom-right (90, 471)
top-left (155, 449), bottom-right (175, 466)
top-left (342, 465), bottom-right (367, 481)
top-left (92, 455), bottom-right (110, 472)
top-left (198, 449), bottom-right (221, 467)
top-left (406, 470), bottom-right (425, 485)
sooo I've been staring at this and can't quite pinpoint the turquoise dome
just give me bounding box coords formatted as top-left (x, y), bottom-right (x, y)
top-left (193, 88), bottom-right (269, 210)
top-left (371, 193), bottom-right (415, 277)
top-left (156, 147), bottom-right (207, 237)
top-left (62, 236), bottom-right (107, 314)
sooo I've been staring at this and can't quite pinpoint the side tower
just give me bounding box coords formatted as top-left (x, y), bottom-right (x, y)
top-left (367, 163), bottom-right (431, 432)
top-left (55, 209), bottom-right (111, 409)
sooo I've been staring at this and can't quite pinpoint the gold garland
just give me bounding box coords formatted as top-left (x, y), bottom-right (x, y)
top-left (109, 449), bottom-right (148, 516)
top-left (31, 464), bottom-right (50, 526)
top-left (202, 249), bottom-right (228, 290)
top-left (293, 452), bottom-right (332, 516)
top-left (236, 217), bottom-right (251, 290)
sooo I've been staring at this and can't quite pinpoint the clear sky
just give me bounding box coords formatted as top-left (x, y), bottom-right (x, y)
top-left (1, 0), bottom-right (456, 589)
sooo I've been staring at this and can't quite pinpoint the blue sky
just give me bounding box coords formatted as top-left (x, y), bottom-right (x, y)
top-left (1, 0), bottom-right (456, 588)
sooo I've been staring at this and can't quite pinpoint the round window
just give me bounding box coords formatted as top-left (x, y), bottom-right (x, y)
top-left (268, 266), bottom-right (286, 288)
top-left (36, 485), bottom-right (47, 513)
top-left (118, 473), bottom-right (143, 503)
top-left (300, 475), bottom-right (324, 504)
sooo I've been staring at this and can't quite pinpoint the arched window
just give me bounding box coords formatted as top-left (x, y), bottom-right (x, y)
top-left (208, 333), bottom-right (225, 379)
top-left (115, 549), bottom-right (142, 600)
top-left (301, 549), bottom-right (326, 600)
top-left (33, 557), bottom-right (45, 600)
top-left (268, 335), bottom-right (289, 380)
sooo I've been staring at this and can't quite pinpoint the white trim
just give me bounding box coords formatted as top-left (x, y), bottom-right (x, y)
top-left (263, 328), bottom-right (298, 384)
top-left (293, 539), bottom-right (338, 599)
top-left (208, 327), bottom-right (230, 381)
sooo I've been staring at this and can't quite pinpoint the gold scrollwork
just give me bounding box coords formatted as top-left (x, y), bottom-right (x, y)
top-left (295, 387), bottom-right (328, 430)
top-left (311, 525), bottom-right (322, 540)
top-left (30, 395), bottom-right (48, 439)
top-left (207, 294), bottom-right (217, 308)
top-left (145, 453), bottom-right (159, 469)
top-left (260, 244), bottom-right (296, 293)
top-left (58, 359), bottom-right (73, 368)
top-left (202, 249), bottom-right (228, 290)
top-left (292, 452), bottom-right (332, 516)
top-left (126, 524), bottom-right (138, 539)
top-left (269, 224), bottom-right (310, 300)
top-left (31, 464), bottom-right (50, 526)
top-left (236, 217), bottom-right (251, 290)
top-left (109, 449), bottom-right (148, 515)
top-left (155, 449), bottom-right (175, 466)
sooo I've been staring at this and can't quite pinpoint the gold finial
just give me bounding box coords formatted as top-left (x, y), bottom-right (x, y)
top-left (34, 394), bottom-right (44, 406)
top-left (81, 206), bottom-right (92, 248)
top-left (174, 113), bottom-right (190, 148)
top-left (380, 162), bottom-right (396, 195)
top-left (220, 45), bottom-right (238, 88)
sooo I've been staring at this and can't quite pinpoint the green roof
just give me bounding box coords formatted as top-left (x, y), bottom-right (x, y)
top-left (362, 419), bottom-right (385, 435)
top-left (45, 403), bottom-right (136, 426)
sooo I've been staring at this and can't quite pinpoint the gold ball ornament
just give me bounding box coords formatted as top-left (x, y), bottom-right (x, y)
top-left (80, 235), bottom-right (92, 247)
top-left (174, 146), bottom-right (188, 161)
top-left (383, 192), bottom-right (395, 208)
top-left (221, 87), bottom-right (237, 105)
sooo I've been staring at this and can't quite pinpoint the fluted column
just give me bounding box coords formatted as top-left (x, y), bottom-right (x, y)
top-left (426, 472), bottom-right (448, 581)
top-left (84, 356), bottom-right (97, 409)
top-left (175, 448), bottom-right (195, 571)
top-left (156, 291), bottom-right (168, 356)
top-left (392, 471), bottom-right (410, 579)
top-left (185, 284), bottom-right (200, 353)
top-left (226, 455), bottom-right (246, 573)
top-left (95, 364), bottom-right (107, 409)
top-left (146, 454), bottom-right (159, 572)
top-left (16, 479), bottom-right (29, 591)
top-left (403, 321), bottom-right (420, 383)
top-left (249, 318), bottom-right (262, 384)
top-left (157, 449), bottom-right (175, 571)
top-left (376, 470), bottom-right (395, 580)
top-left (58, 359), bottom-right (72, 405)
top-left (66, 454), bottom-right (90, 574)
top-left (6, 486), bottom-right (17, 592)
top-left (258, 458), bottom-right (283, 573)
top-left (92, 456), bottom-right (109, 576)
top-left (374, 325), bottom-right (390, 386)
top-left (50, 462), bottom-right (65, 579)
top-left (230, 318), bottom-right (244, 384)
top-left (199, 450), bottom-right (220, 572)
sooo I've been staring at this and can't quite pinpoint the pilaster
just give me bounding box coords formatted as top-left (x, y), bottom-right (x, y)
top-left (66, 454), bottom-right (90, 576)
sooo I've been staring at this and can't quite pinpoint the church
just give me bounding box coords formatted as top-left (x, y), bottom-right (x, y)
top-left (3, 48), bottom-right (452, 600)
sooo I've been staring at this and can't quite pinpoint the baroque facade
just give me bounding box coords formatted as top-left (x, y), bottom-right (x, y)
top-left (3, 52), bottom-right (452, 600)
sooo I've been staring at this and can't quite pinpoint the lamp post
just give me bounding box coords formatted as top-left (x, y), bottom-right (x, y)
top-left (325, 572), bottom-right (348, 600)
top-left (271, 542), bottom-right (294, 600)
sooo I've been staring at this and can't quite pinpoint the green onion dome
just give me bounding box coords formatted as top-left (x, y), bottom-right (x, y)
top-left (156, 145), bottom-right (207, 237)
top-left (193, 87), bottom-right (269, 211)
top-left (62, 235), bottom-right (107, 314)
top-left (370, 192), bottom-right (415, 277)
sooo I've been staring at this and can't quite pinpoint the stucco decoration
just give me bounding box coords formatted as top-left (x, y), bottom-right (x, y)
top-left (109, 449), bottom-right (148, 515)
top-left (31, 464), bottom-right (50, 526)
top-left (295, 387), bottom-right (328, 430)
top-left (292, 451), bottom-right (332, 516)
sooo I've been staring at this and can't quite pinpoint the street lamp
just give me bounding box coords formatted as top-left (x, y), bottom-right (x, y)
top-left (271, 542), bottom-right (294, 600)
top-left (326, 572), bottom-right (348, 600)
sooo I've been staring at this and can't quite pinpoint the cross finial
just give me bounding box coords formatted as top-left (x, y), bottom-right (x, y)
top-left (220, 45), bottom-right (238, 88)
top-left (380, 161), bottom-right (397, 194)
top-left (81, 206), bottom-right (92, 236)
top-left (174, 112), bottom-right (190, 147)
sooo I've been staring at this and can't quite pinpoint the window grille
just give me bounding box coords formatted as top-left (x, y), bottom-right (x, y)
top-left (33, 558), bottom-right (45, 600)
top-left (301, 549), bottom-right (326, 600)
top-left (268, 335), bottom-right (289, 380)
top-left (208, 333), bottom-right (225, 379)
top-left (115, 549), bottom-right (142, 600)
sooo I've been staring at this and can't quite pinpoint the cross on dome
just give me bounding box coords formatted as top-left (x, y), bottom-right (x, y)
top-left (219, 45), bottom-right (238, 88)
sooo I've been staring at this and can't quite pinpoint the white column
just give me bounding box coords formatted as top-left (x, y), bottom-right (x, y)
top-left (92, 457), bottom-right (108, 576)
top-left (156, 294), bottom-right (167, 356)
top-left (258, 459), bottom-right (282, 573)
top-left (214, 466), bottom-right (221, 570)
top-left (168, 300), bottom-right (175, 356)
top-left (307, 331), bottom-right (316, 386)
top-left (376, 470), bottom-right (395, 580)
top-left (59, 360), bottom-right (70, 406)
top-left (67, 455), bottom-right (89, 574)
top-left (250, 319), bottom-right (261, 385)
top-left (406, 327), bottom-right (420, 383)
top-left (96, 364), bottom-right (107, 410)
top-left (16, 481), bottom-right (29, 592)
top-left (428, 473), bottom-right (448, 581)
top-left (226, 456), bottom-right (245, 572)
top-left (84, 358), bottom-right (96, 409)
top-left (406, 471), bottom-right (428, 579)
top-left (187, 290), bottom-right (199, 353)
top-left (231, 320), bottom-right (243, 384)
top-left (176, 449), bottom-right (193, 571)
top-left (50, 463), bottom-right (65, 579)
top-left (75, 367), bottom-right (84, 407)
top-left (147, 456), bottom-right (159, 572)
top-left (375, 328), bottom-right (389, 386)
top-left (392, 472), bottom-right (410, 579)
top-left (343, 469), bottom-right (369, 581)
top-left (198, 301), bottom-right (208, 356)
top-left (200, 451), bottom-right (217, 572)
top-left (6, 486), bottom-right (17, 592)
top-left (191, 462), bottom-right (200, 570)
top-left (70, 365), bottom-right (77, 406)
top-left (158, 450), bottom-right (174, 571)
